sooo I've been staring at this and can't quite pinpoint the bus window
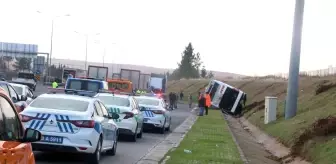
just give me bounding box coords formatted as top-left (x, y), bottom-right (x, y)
top-left (108, 82), bottom-right (129, 90)
top-left (209, 83), bottom-right (219, 101)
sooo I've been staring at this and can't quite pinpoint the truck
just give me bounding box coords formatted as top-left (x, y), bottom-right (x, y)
top-left (120, 69), bottom-right (141, 90)
top-left (62, 68), bottom-right (77, 83)
top-left (11, 71), bottom-right (37, 91)
top-left (149, 73), bottom-right (167, 94)
top-left (87, 65), bottom-right (108, 81)
top-left (139, 74), bottom-right (151, 90)
top-left (61, 68), bottom-right (87, 83)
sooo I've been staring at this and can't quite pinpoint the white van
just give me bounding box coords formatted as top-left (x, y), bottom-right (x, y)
top-left (205, 80), bottom-right (246, 115)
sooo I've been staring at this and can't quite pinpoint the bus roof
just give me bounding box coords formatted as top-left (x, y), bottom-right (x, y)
top-left (107, 79), bottom-right (132, 83)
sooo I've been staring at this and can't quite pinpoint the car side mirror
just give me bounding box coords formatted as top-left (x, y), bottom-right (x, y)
top-left (140, 106), bottom-right (146, 111)
top-left (12, 97), bottom-right (18, 103)
top-left (20, 95), bottom-right (27, 101)
top-left (22, 128), bottom-right (41, 142)
top-left (110, 112), bottom-right (119, 119)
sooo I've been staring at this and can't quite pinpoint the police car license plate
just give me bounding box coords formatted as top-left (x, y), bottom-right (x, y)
top-left (143, 118), bottom-right (149, 122)
top-left (41, 135), bottom-right (63, 144)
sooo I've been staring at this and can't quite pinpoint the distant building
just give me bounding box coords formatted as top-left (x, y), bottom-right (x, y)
top-left (0, 42), bottom-right (45, 75)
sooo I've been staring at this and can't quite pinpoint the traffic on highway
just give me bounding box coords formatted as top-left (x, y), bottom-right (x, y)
top-left (0, 71), bottom-right (190, 164)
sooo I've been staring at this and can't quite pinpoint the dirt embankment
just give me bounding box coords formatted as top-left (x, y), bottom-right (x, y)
top-left (167, 76), bottom-right (336, 163)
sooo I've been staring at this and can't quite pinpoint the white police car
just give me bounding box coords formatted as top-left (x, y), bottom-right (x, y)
top-left (95, 93), bottom-right (144, 142)
top-left (20, 93), bottom-right (119, 164)
top-left (134, 96), bottom-right (171, 134)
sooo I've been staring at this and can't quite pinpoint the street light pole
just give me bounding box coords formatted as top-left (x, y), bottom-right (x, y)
top-left (285, 0), bottom-right (305, 119)
top-left (85, 34), bottom-right (88, 71)
top-left (49, 19), bottom-right (54, 77)
top-left (36, 11), bottom-right (70, 77)
top-left (103, 47), bottom-right (106, 67)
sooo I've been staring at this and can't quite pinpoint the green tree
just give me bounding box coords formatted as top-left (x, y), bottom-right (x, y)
top-left (207, 71), bottom-right (214, 78)
top-left (201, 66), bottom-right (207, 78)
top-left (14, 57), bottom-right (31, 71)
top-left (177, 43), bottom-right (202, 79)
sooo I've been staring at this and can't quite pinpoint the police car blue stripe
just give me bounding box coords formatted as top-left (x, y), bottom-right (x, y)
top-left (59, 115), bottom-right (69, 133)
top-left (55, 115), bottom-right (63, 132)
top-left (65, 116), bottom-right (74, 133)
top-left (39, 114), bottom-right (51, 130)
top-left (33, 114), bottom-right (45, 129)
top-left (94, 122), bottom-right (102, 133)
top-left (29, 113), bottom-right (40, 129)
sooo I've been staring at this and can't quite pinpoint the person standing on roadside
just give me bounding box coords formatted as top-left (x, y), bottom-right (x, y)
top-left (180, 91), bottom-right (184, 101)
top-left (188, 94), bottom-right (193, 108)
top-left (173, 92), bottom-right (178, 109)
top-left (205, 92), bottom-right (211, 115)
top-left (169, 92), bottom-right (174, 109)
top-left (198, 93), bottom-right (206, 116)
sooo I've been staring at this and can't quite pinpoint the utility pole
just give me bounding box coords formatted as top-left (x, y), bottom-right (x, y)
top-left (285, 0), bottom-right (305, 119)
top-left (85, 34), bottom-right (88, 71)
top-left (103, 48), bottom-right (106, 67)
top-left (49, 19), bottom-right (54, 77)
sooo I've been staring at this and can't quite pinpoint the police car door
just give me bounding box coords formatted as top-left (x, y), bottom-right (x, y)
top-left (132, 98), bottom-right (143, 131)
top-left (98, 101), bottom-right (116, 147)
top-left (160, 99), bottom-right (170, 125)
top-left (93, 101), bottom-right (111, 148)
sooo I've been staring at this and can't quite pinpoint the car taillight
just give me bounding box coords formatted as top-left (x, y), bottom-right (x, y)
top-left (20, 114), bottom-right (34, 122)
top-left (123, 112), bottom-right (134, 119)
top-left (69, 120), bottom-right (95, 128)
top-left (152, 110), bottom-right (164, 114)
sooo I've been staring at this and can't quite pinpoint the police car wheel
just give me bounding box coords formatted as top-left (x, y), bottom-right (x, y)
top-left (130, 124), bottom-right (138, 142)
top-left (165, 118), bottom-right (171, 131)
top-left (159, 119), bottom-right (166, 134)
top-left (89, 137), bottom-right (102, 164)
top-left (136, 125), bottom-right (143, 138)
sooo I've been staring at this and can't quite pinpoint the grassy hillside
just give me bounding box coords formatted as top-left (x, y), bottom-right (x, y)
top-left (167, 77), bottom-right (336, 164)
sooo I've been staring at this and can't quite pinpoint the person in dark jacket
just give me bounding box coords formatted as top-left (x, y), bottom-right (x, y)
top-left (169, 92), bottom-right (174, 109)
top-left (198, 93), bottom-right (206, 116)
top-left (180, 91), bottom-right (184, 101)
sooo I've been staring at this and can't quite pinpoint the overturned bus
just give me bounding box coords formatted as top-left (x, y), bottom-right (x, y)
top-left (205, 80), bottom-right (246, 116)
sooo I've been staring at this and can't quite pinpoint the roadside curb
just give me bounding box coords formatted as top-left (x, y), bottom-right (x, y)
top-left (136, 112), bottom-right (198, 164)
top-left (223, 114), bottom-right (249, 164)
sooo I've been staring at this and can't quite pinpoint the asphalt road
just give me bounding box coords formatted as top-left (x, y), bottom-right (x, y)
top-left (33, 84), bottom-right (191, 164)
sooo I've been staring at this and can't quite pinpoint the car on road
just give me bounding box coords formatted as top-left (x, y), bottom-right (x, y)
top-left (95, 93), bottom-right (144, 142)
top-left (0, 81), bottom-right (28, 112)
top-left (20, 93), bottom-right (119, 164)
top-left (10, 83), bottom-right (36, 104)
top-left (134, 96), bottom-right (171, 134)
top-left (0, 87), bottom-right (42, 164)
top-left (11, 71), bottom-right (37, 91)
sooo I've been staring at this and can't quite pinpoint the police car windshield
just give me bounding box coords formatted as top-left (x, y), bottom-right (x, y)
top-left (30, 97), bottom-right (89, 112)
top-left (134, 98), bottom-right (159, 106)
top-left (97, 96), bottom-right (130, 107)
top-left (12, 86), bottom-right (23, 95)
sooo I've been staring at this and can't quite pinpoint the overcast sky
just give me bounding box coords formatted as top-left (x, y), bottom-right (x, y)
top-left (0, 0), bottom-right (335, 76)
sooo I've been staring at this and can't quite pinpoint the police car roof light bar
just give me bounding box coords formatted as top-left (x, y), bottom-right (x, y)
top-left (98, 89), bottom-right (133, 96)
top-left (64, 89), bottom-right (98, 97)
